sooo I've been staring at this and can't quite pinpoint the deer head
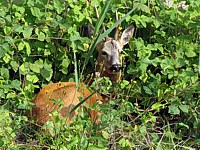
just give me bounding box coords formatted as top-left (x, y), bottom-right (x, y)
top-left (93, 25), bottom-right (135, 82)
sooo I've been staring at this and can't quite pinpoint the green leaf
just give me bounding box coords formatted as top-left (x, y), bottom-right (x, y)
top-left (38, 32), bottom-right (45, 41)
top-left (10, 61), bottom-right (19, 72)
top-left (168, 104), bottom-right (180, 115)
top-left (18, 41), bottom-right (31, 55)
top-left (53, 0), bottom-right (65, 14)
top-left (62, 58), bottom-right (70, 68)
top-left (30, 59), bottom-right (43, 73)
top-left (119, 138), bottom-right (131, 148)
top-left (125, 102), bottom-right (134, 113)
top-left (23, 27), bottom-right (33, 38)
top-left (6, 92), bottom-right (16, 99)
top-left (24, 42), bottom-right (31, 56)
top-left (31, 7), bottom-right (42, 18)
top-left (0, 67), bottom-right (9, 80)
top-left (179, 105), bottom-right (189, 113)
top-left (179, 122), bottom-right (189, 129)
top-left (185, 50), bottom-right (197, 57)
top-left (102, 131), bottom-right (109, 139)
top-left (137, 3), bottom-right (150, 13)
top-left (139, 126), bottom-right (147, 135)
top-left (151, 102), bottom-right (164, 111)
top-left (3, 53), bottom-right (11, 63)
top-left (143, 86), bottom-right (153, 95)
top-left (87, 145), bottom-right (107, 150)
top-left (3, 26), bottom-right (12, 35)
top-left (40, 68), bottom-right (52, 81)
top-left (0, 136), bottom-right (4, 147)
top-left (40, 61), bottom-right (53, 81)
top-left (153, 19), bottom-right (161, 28)
top-left (18, 42), bottom-right (24, 51)
top-left (26, 74), bottom-right (39, 83)
top-left (19, 63), bottom-right (30, 75)
top-left (0, 43), bottom-right (9, 58)
top-left (11, 80), bottom-right (21, 91)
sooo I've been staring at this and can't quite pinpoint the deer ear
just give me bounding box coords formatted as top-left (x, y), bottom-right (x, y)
top-left (88, 24), bottom-right (94, 39)
top-left (119, 25), bottom-right (135, 46)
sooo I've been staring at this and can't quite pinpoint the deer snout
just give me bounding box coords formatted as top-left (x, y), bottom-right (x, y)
top-left (109, 64), bottom-right (121, 72)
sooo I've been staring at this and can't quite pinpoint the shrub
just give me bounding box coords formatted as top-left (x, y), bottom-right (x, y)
top-left (0, 0), bottom-right (199, 149)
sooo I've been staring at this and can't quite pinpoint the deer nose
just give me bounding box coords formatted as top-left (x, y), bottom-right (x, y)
top-left (109, 64), bottom-right (121, 72)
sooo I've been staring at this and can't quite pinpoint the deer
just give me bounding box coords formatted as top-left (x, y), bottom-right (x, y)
top-left (30, 25), bottom-right (135, 126)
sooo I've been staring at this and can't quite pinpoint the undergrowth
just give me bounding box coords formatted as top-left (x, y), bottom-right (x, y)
top-left (0, 0), bottom-right (199, 149)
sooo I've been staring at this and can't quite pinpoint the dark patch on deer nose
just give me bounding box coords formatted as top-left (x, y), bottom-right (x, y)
top-left (109, 64), bottom-right (121, 72)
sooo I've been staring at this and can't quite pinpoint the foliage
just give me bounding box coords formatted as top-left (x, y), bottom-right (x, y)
top-left (0, 0), bottom-right (199, 149)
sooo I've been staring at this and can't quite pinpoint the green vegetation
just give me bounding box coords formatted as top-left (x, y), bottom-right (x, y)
top-left (0, 0), bottom-right (199, 149)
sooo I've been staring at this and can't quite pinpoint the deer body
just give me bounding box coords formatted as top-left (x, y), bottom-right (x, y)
top-left (30, 26), bottom-right (135, 125)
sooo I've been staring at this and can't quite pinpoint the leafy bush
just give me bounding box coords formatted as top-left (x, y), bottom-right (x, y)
top-left (0, 0), bottom-right (199, 149)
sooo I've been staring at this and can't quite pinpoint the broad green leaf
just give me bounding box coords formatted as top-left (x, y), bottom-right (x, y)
top-left (153, 19), bottom-right (161, 28)
top-left (62, 58), bottom-right (70, 68)
top-left (125, 102), bottom-right (134, 113)
top-left (3, 53), bottom-right (11, 63)
top-left (26, 74), bottom-right (39, 83)
top-left (40, 61), bottom-right (53, 81)
top-left (3, 26), bottom-right (11, 35)
top-left (127, 64), bottom-right (136, 74)
top-left (179, 105), bottom-right (189, 113)
top-left (139, 126), bottom-right (147, 135)
top-left (185, 50), bottom-right (197, 57)
top-left (6, 92), bottom-right (16, 99)
top-left (30, 59), bottom-right (43, 73)
top-left (53, 0), bottom-right (65, 14)
top-left (40, 68), bottom-right (52, 81)
top-left (168, 104), bottom-right (180, 115)
top-left (119, 138), bottom-right (131, 148)
top-left (165, 131), bottom-right (176, 138)
top-left (0, 43), bottom-right (9, 58)
top-left (23, 27), bottom-right (33, 38)
top-left (11, 80), bottom-right (21, 91)
top-left (140, 19), bottom-right (147, 28)
top-left (10, 61), bottom-right (19, 72)
top-left (19, 63), bottom-right (30, 75)
top-left (38, 32), bottom-right (45, 41)
top-left (137, 3), bottom-right (150, 13)
top-left (151, 102), bottom-right (164, 111)
top-left (16, 5), bottom-right (25, 14)
top-left (143, 86), bottom-right (153, 95)
top-left (24, 42), bottom-right (31, 56)
top-left (102, 131), bottom-right (109, 139)
top-left (18, 42), bottom-right (25, 50)
top-left (18, 41), bottom-right (31, 55)
top-left (31, 7), bottom-right (42, 18)
top-left (0, 67), bottom-right (9, 80)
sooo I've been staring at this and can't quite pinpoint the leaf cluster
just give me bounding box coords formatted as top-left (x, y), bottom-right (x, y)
top-left (0, 0), bottom-right (199, 149)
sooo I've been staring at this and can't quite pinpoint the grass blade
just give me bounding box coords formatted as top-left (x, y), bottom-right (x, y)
top-left (94, 0), bottom-right (114, 36)
top-left (72, 41), bottom-right (79, 88)
top-left (97, 5), bottom-right (138, 43)
top-left (69, 92), bottom-right (95, 114)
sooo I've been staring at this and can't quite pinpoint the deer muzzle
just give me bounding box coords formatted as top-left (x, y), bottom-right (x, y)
top-left (109, 64), bottom-right (122, 73)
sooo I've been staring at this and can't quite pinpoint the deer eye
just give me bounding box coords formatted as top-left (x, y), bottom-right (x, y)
top-left (101, 51), bottom-right (107, 56)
